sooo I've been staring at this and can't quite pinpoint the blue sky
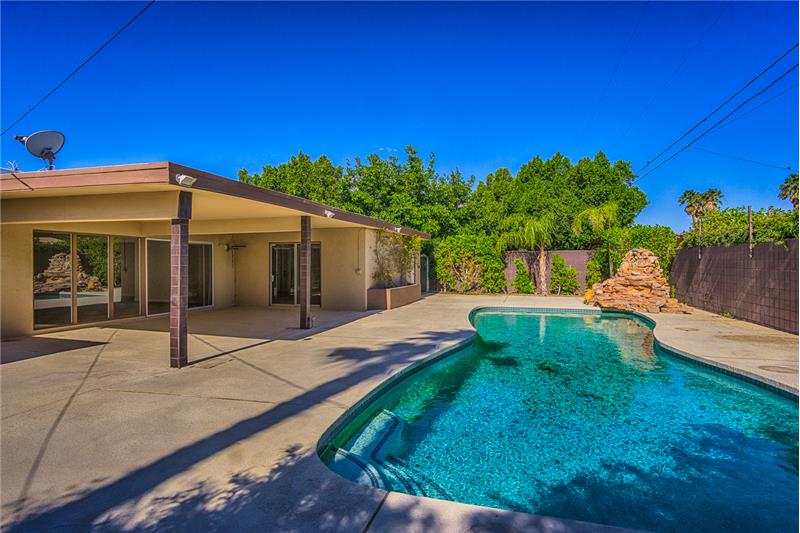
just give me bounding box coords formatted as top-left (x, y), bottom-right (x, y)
top-left (2, 1), bottom-right (797, 230)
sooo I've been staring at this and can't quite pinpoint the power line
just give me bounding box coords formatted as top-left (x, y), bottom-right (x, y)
top-left (611, 6), bottom-right (728, 151)
top-left (692, 145), bottom-right (797, 172)
top-left (576, 4), bottom-right (647, 149)
top-left (637, 42), bottom-right (798, 173)
top-left (711, 82), bottom-right (797, 132)
top-left (1, 1), bottom-right (156, 136)
top-left (639, 62), bottom-right (799, 178)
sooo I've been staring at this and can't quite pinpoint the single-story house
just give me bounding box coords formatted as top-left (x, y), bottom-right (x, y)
top-left (0, 162), bottom-right (428, 367)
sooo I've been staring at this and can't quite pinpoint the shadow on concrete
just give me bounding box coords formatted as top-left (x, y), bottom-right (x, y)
top-left (3, 329), bottom-right (475, 532)
top-left (0, 337), bottom-right (106, 364)
top-left (114, 306), bottom-right (379, 341)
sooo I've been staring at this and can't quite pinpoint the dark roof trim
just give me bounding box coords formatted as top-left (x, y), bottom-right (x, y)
top-left (1, 162), bottom-right (430, 239)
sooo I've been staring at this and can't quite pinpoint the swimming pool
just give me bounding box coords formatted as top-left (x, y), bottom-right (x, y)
top-left (319, 309), bottom-right (798, 532)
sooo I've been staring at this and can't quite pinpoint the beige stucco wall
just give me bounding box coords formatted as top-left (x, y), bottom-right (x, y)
top-left (233, 227), bottom-right (369, 311)
top-left (1, 224), bottom-right (33, 338)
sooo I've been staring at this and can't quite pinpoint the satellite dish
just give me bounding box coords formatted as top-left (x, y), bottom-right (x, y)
top-left (14, 130), bottom-right (65, 170)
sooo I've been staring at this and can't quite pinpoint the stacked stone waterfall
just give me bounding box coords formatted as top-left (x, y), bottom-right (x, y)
top-left (585, 248), bottom-right (689, 313)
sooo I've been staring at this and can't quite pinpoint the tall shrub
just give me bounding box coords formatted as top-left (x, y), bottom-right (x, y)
top-left (549, 254), bottom-right (579, 295)
top-left (512, 258), bottom-right (534, 294)
top-left (680, 207), bottom-right (799, 248)
top-left (434, 235), bottom-right (505, 293)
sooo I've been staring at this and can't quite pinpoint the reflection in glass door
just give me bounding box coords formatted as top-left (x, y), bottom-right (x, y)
top-left (271, 243), bottom-right (321, 305)
top-left (76, 235), bottom-right (109, 324)
top-left (271, 244), bottom-right (295, 304)
top-left (113, 237), bottom-right (140, 318)
top-left (33, 231), bottom-right (72, 329)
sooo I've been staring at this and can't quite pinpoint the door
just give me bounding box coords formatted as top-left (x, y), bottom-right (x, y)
top-left (271, 243), bottom-right (322, 305)
top-left (271, 244), bottom-right (296, 304)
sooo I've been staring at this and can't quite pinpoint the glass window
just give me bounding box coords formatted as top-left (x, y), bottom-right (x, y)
top-left (33, 232), bottom-right (72, 329)
top-left (147, 240), bottom-right (213, 315)
top-left (272, 243), bottom-right (321, 305)
top-left (113, 237), bottom-right (140, 318)
top-left (147, 240), bottom-right (170, 315)
top-left (188, 243), bottom-right (213, 308)
top-left (76, 235), bottom-right (109, 323)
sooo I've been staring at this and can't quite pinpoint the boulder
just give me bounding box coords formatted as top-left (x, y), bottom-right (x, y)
top-left (585, 248), bottom-right (690, 314)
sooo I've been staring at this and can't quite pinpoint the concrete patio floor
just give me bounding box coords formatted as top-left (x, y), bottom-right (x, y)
top-left (1, 294), bottom-right (797, 532)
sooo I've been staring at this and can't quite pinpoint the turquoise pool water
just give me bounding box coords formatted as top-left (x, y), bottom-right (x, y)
top-left (320, 310), bottom-right (798, 532)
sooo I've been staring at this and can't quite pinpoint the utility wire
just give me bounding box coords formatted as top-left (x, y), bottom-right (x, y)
top-left (611, 6), bottom-right (728, 151)
top-left (692, 146), bottom-right (797, 172)
top-left (639, 63), bottom-right (799, 178)
top-left (637, 42), bottom-right (798, 173)
top-left (1, 1), bottom-right (156, 136)
top-left (711, 82), bottom-right (798, 132)
top-left (576, 4), bottom-right (647, 149)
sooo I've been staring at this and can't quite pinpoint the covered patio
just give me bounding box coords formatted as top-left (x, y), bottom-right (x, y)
top-left (1, 162), bottom-right (427, 368)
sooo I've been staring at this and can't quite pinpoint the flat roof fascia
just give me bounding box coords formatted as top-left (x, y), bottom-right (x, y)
top-left (1, 162), bottom-right (430, 239)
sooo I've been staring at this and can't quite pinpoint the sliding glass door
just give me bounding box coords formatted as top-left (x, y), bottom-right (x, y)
top-left (33, 232), bottom-right (142, 329)
top-left (270, 243), bottom-right (321, 305)
top-left (113, 237), bottom-right (140, 318)
top-left (76, 235), bottom-right (109, 324)
top-left (33, 232), bottom-right (72, 329)
top-left (146, 239), bottom-right (213, 315)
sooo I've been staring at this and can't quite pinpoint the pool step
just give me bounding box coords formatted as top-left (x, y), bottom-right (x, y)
top-left (329, 410), bottom-right (453, 500)
top-left (350, 409), bottom-right (407, 460)
top-left (330, 410), bottom-right (425, 495)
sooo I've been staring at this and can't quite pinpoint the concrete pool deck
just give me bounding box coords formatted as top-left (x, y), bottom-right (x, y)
top-left (1, 294), bottom-right (797, 531)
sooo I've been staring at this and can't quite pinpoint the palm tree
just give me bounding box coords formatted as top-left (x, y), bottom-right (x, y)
top-left (572, 202), bottom-right (618, 277)
top-left (503, 215), bottom-right (555, 295)
top-left (680, 188), bottom-right (722, 238)
top-left (779, 173), bottom-right (798, 209)
top-left (679, 189), bottom-right (702, 225)
top-left (701, 188), bottom-right (723, 213)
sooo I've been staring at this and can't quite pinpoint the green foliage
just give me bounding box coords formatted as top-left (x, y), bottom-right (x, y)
top-left (585, 257), bottom-right (603, 287)
top-left (549, 254), bottom-right (579, 295)
top-left (241, 149), bottom-right (647, 249)
top-left (372, 231), bottom-right (422, 288)
top-left (239, 147), bottom-right (473, 239)
top-left (572, 202), bottom-right (618, 241)
top-left (512, 258), bottom-right (534, 294)
top-left (76, 237), bottom-right (108, 286)
top-left (434, 235), bottom-right (505, 293)
top-left (680, 207), bottom-right (799, 248)
top-left (592, 225), bottom-right (677, 280)
top-left (779, 173), bottom-right (798, 209)
top-left (502, 215), bottom-right (555, 252)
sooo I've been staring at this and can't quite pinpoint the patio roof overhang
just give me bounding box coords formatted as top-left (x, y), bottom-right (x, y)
top-left (0, 161), bottom-right (430, 238)
top-left (2, 162), bottom-right (428, 367)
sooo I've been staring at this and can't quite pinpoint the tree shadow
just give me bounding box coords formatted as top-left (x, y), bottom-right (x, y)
top-left (1, 337), bottom-right (106, 364)
top-left (3, 329), bottom-right (473, 532)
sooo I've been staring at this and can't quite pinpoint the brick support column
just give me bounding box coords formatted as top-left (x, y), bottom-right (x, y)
top-left (170, 191), bottom-right (192, 367)
top-left (299, 216), bottom-right (311, 329)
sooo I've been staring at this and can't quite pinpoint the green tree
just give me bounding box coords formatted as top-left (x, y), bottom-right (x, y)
top-left (572, 202), bottom-right (618, 277)
top-left (779, 173), bottom-right (798, 209)
top-left (681, 207), bottom-right (798, 248)
top-left (502, 215), bottom-right (555, 295)
top-left (512, 258), bottom-right (534, 294)
top-left (679, 188), bottom-right (723, 237)
top-left (434, 235), bottom-right (505, 293)
top-left (549, 254), bottom-right (579, 295)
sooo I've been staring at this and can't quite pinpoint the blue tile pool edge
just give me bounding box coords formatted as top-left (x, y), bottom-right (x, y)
top-left (317, 305), bottom-right (798, 459)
